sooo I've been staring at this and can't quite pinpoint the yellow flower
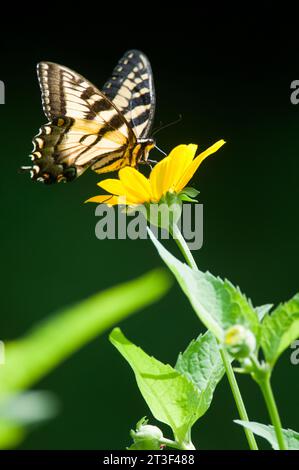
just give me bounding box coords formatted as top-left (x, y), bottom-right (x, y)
top-left (86, 140), bottom-right (225, 205)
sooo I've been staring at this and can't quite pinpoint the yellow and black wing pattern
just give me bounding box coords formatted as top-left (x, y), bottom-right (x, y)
top-left (22, 50), bottom-right (155, 184)
top-left (102, 49), bottom-right (155, 139)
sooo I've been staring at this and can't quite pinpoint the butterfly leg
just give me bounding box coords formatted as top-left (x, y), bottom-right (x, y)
top-left (139, 159), bottom-right (158, 170)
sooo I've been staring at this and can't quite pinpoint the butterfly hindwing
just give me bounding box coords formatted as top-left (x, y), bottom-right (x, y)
top-left (30, 116), bottom-right (130, 183)
top-left (102, 49), bottom-right (155, 139)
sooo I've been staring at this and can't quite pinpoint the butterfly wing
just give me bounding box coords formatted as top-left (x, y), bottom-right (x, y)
top-left (102, 49), bottom-right (155, 139)
top-left (23, 62), bottom-right (136, 183)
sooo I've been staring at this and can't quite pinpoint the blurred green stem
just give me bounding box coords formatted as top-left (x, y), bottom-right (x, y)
top-left (259, 376), bottom-right (287, 450)
top-left (169, 223), bottom-right (258, 451)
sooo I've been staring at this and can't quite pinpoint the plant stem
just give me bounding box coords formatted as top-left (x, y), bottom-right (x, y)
top-left (170, 223), bottom-right (258, 451)
top-left (169, 225), bottom-right (198, 270)
top-left (160, 437), bottom-right (196, 450)
top-left (220, 349), bottom-right (258, 450)
top-left (259, 376), bottom-right (287, 450)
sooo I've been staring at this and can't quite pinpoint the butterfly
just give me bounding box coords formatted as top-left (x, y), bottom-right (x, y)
top-left (21, 50), bottom-right (156, 184)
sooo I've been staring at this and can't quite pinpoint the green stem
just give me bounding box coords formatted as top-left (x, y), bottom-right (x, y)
top-left (170, 223), bottom-right (258, 451)
top-left (220, 349), bottom-right (258, 450)
top-left (169, 225), bottom-right (198, 270)
top-left (160, 437), bottom-right (196, 450)
top-left (259, 376), bottom-right (287, 450)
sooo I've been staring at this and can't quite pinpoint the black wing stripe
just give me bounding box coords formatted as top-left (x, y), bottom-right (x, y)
top-left (128, 109), bottom-right (150, 128)
top-left (37, 62), bottom-right (135, 138)
top-left (102, 50), bottom-right (155, 138)
top-left (86, 98), bottom-right (113, 116)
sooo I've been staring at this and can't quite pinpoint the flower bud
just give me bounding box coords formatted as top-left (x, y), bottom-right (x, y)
top-left (132, 424), bottom-right (163, 441)
top-left (130, 420), bottom-right (163, 450)
top-left (224, 324), bottom-right (256, 359)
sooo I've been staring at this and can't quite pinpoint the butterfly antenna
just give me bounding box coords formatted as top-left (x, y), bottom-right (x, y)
top-left (152, 114), bottom-right (183, 137)
top-left (154, 145), bottom-right (167, 156)
top-left (151, 120), bottom-right (163, 135)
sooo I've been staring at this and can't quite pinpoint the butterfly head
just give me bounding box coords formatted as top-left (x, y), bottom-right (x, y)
top-left (134, 138), bottom-right (155, 166)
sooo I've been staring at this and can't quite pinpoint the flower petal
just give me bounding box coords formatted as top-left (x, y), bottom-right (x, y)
top-left (149, 156), bottom-right (171, 201)
top-left (119, 167), bottom-right (152, 203)
top-left (97, 178), bottom-right (126, 196)
top-left (85, 194), bottom-right (137, 206)
top-left (174, 140), bottom-right (226, 192)
top-left (165, 144), bottom-right (198, 190)
top-left (85, 195), bottom-right (119, 205)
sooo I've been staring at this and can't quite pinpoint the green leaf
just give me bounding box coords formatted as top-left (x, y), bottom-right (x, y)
top-left (261, 293), bottom-right (299, 365)
top-left (109, 328), bottom-right (202, 443)
top-left (0, 421), bottom-right (24, 449)
top-left (175, 331), bottom-right (226, 416)
top-left (0, 269), bottom-right (172, 396)
top-left (235, 420), bottom-right (299, 450)
top-left (179, 187), bottom-right (199, 203)
top-left (179, 194), bottom-right (198, 203)
top-left (0, 391), bottom-right (59, 449)
top-left (180, 187), bottom-right (200, 198)
top-left (148, 229), bottom-right (259, 341)
top-left (255, 304), bottom-right (273, 322)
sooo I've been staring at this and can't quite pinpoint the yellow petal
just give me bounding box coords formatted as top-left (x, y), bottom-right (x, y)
top-left (149, 156), bottom-right (171, 201)
top-left (85, 195), bottom-right (119, 205)
top-left (119, 167), bottom-right (152, 203)
top-left (85, 194), bottom-right (136, 206)
top-left (174, 140), bottom-right (226, 192)
top-left (97, 178), bottom-right (126, 196)
top-left (165, 144), bottom-right (198, 190)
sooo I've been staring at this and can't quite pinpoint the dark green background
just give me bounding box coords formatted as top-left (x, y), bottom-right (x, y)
top-left (1, 6), bottom-right (298, 449)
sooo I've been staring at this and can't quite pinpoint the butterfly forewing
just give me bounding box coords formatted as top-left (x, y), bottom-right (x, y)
top-left (102, 50), bottom-right (155, 139)
top-left (38, 62), bottom-right (133, 131)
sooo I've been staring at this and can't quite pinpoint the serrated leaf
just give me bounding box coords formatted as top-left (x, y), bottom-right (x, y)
top-left (255, 304), bottom-right (273, 321)
top-left (110, 328), bottom-right (202, 443)
top-left (148, 229), bottom-right (259, 342)
top-left (175, 331), bottom-right (225, 416)
top-left (235, 420), bottom-right (299, 450)
top-left (261, 293), bottom-right (299, 365)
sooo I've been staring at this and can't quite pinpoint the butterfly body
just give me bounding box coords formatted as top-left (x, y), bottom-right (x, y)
top-left (22, 50), bottom-right (156, 184)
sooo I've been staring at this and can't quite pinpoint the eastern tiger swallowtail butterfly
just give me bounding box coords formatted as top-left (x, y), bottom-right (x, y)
top-left (21, 50), bottom-right (156, 184)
